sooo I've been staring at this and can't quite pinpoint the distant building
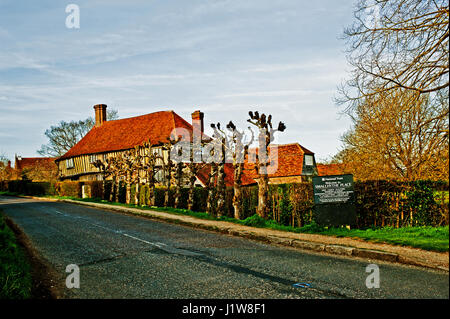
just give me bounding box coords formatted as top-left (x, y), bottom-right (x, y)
top-left (244, 143), bottom-right (318, 184)
top-left (14, 156), bottom-right (58, 181)
top-left (195, 163), bottom-right (258, 187)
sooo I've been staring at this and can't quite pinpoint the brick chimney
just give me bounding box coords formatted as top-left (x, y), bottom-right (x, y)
top-left (94, 104), bottom-right (107, 127)
top-left (191, 110), bottom-right (204, 135)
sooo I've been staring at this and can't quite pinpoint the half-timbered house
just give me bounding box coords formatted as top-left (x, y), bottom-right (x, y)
top-left (55, 104), bottom-right (205, 182)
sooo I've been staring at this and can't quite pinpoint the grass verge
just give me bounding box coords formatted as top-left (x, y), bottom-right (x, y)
top-left (0, 212), bottom-right (32, 299)
top-left (1, 191), bottom-right (448, 252)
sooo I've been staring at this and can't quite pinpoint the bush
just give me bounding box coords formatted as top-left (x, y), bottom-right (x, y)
top-left (56, 181), bottom-right (81, 198)
top-left (242, 214), bottom-right (267, 228)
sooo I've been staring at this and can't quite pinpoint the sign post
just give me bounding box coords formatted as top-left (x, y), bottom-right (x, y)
top-left (312, 174), bottom-right (356, 227)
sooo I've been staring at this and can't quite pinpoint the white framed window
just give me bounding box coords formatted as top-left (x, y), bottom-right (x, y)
top-left (304, 155), bottom-right (314, 166)
top-left (89, 154), bottom-right (98, 163)
top-left (66, 158), bottom-right (74, 169)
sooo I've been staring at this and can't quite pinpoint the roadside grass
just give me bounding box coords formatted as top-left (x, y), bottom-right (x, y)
top-left (0, 212), bottom-right (32, 299)
top-left (1, 192), bottom-right (448, 252)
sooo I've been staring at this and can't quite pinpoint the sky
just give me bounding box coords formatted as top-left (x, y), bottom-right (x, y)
top-left (0, 0), bottom-right (356, 164)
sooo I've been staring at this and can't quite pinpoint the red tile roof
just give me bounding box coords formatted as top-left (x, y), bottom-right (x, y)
top-left (196, 163), bottom-right (257, 187)
top-left (244, 143), bottom-right (314, 179)
top-left (15, 157), bottom-right (57, 171)
top-left (196, 143), bottom-right (315, 186)
top-left (316, 163), bottom-right (346, 176)
top-left (58, 111), bottom-right (204, 160)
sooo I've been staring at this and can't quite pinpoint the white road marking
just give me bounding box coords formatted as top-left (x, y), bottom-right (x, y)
top-left (122, 233), bottom-right (164, 248)
top-left (51, 207), bottom-right (170, 251)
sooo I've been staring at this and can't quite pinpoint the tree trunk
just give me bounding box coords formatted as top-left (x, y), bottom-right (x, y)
top-left (232, 163), bottom-right (244, 220)
top-left (233, 181), bottom-right (242, 220)
top-left (187, 164), bottom-right (196, 211)
top-left (216, 163), bottom-right (225, 217)
top-left (115, 180), bottom-right (120, 203)
top-left (206, 164), bottom-right (216, 215)
top-left (102, 174), bottom-right (107, 200)
top-left (109, 177), bottom-right (116, 202)
top-left (125, 171), bottom-right (131, 204)
top-left (134, 182), bottom-right (140, 206)
top-left (174, 162), bottom-right (183, 209)
top-left (164, 162), bottom-right (172, 207)
top-left (257, 174), bottom-right (269, 219)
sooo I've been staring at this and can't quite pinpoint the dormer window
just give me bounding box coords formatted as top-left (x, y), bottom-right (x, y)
top-left (305, 155), bottom-right (314, 166)
top-left (66, 158), bottom-right (74, 169)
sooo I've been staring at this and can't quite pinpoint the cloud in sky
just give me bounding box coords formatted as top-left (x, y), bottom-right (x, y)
top-left (0, 0), bottom-right (355, 162)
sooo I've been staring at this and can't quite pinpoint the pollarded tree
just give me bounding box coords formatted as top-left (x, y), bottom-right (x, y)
top-left (92, 158), bottom-right (113, 200)
top-left (206, 161), bottom-right (217, 216)
top-left (139, 140), bottom-right (168, 207)
top-left (210, 123), bottom-right (228, 217)
top-left (247, 111), bottom-right (286, 219)
top-left (226, 121), bottom-right (254, 220)
top-left (173, 160), bottom-right (184, 209)
top-left (186, 160), bottom-right (206, 212)
top-left (118, 147), bottom-right (142, 205)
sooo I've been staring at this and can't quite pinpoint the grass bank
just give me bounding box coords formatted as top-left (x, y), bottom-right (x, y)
top-left (1, 192), bottom-right (448, 252)
top-left (0, 212), bottom-right (32, 299)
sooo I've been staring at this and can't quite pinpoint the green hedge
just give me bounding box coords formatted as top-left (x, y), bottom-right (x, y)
top-left (7, 180), bottom-right (57, 196)
top-left (1, 179), bottom-right (448, 228)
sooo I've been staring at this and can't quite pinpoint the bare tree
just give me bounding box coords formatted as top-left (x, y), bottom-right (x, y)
top-left (38, 109), bottom-right (119, 157)
top-left (226, 121), bottom-right (254, 220)
top-left (338, 0), bottom-right (449, 116)
top-left (163, 146), bottom-right (174, 208)
top-left (92, 158), bottom-right (112, 200)
top-left (186, 160), bottom-right (206, 212)
top-left (173, 161), bottom-right (184, 209)
top-left (140, 141), bottom-right (159, 207)
top-left (107, 157), bottom-right (122, 202)
top-left (206, 162), bottom-right (217, 216)
top-left (248, 111), bottom-right (286, 219)
top-left (116, 147), bottom-right (142, 204)
top-left (210, 123), bottom-right (228, 217)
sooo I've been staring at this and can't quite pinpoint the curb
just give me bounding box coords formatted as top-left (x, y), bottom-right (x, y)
top-left (16, 196), bottom-right (450, 272)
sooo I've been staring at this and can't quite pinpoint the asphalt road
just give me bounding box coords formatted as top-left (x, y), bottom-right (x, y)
top-left (1, 195), bottom-right (448, 299)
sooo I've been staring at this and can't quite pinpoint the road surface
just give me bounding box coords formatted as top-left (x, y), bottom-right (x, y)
top-left (1, 195), bottom-right (448, 299)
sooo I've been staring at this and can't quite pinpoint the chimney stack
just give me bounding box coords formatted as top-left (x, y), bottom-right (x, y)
top-left (94, 104), bottom-right (107, 127)
top-left (191, 110), bottom-right (204, 135)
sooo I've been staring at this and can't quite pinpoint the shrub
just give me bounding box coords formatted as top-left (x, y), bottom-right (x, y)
top-left (242, 214), bottom-right (267, 228)
top-left (57, 181), bottom-right (81, 198)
